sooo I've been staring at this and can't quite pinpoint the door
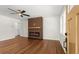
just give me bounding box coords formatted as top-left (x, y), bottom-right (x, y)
top-left (67, 17), bottom-right (76, 54)
top-left (66, 6), bottom-right (79, 54)
top-left (76, 14), bottom-right (79, 53)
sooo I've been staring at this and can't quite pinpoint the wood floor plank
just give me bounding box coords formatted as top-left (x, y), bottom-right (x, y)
top-left (0, 36), bottom-right (65, 54)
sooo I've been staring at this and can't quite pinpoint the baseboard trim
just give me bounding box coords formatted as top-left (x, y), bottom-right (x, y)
top-left (0, 36), bottom-right (16, 41)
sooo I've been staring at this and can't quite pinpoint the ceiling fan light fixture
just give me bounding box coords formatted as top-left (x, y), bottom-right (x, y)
top-left (18, 13), bottom-right (22, 16)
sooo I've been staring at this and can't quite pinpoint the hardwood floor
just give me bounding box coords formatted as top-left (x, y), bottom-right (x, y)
top-left (0, 36), bottom-right (64, 54)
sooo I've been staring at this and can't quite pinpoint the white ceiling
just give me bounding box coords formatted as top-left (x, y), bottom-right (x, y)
top-left (0, 5), bottom-right (64, 19)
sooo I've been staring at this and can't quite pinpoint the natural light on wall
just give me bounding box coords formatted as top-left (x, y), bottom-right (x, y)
top-left (60, 7), bottom-right (66, 36)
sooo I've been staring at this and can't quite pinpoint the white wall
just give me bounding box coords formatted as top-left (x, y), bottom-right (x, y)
top-left (19, 19), bottom-right (28, 37)
top-left (59, 7), bottom-right (66, 47)
top-left (0, 15), bottom-right (19, 41)
top-left (43, 16), bottom-right (60, 40)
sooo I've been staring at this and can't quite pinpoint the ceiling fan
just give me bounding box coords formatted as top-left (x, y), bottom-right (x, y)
top-left (8, 8), bottom-right (30, 17)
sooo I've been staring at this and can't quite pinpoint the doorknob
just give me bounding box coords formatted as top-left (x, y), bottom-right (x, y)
top-left (65, 33), bottom-right (67, 36)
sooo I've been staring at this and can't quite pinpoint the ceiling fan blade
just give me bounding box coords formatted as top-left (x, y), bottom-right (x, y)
top-left (8, 8), bottom-right (17, 12)
top-left (21, 10), bottom-right (26, 13)
top-left (20, 15), bottom-right (23, 17)
top-left (10, 13), bottom-right (16, 14)
top-left (23, 14), bottom-right (30, 17)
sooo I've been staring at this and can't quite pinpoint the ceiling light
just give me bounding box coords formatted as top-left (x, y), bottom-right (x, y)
top-left (18, 13), bottom-right (22, 16)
